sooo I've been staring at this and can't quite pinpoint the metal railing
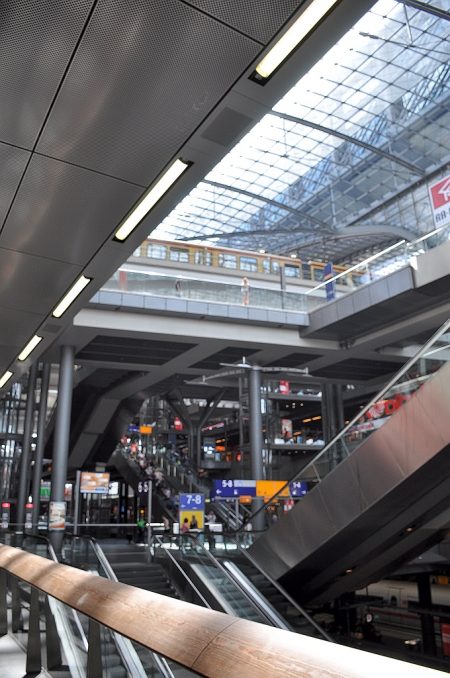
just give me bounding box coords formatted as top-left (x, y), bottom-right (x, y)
top-left (0, 544), bottom-right (444, 678)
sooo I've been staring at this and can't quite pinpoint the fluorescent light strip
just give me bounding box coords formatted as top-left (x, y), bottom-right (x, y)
top-left (255, 0), bottom-right (340, 79)
top-left (52, 275), bottom-right (92, 318)
top-left (0, 371), bottom-right (13, 389)
top-left (114, 159), bottom-right (190, 242)
top-left (18, 335), bottom-right (43, 361)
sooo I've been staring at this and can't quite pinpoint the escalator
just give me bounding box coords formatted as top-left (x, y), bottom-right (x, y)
top-left (248, 319), bottom-right (450, 605)
top-left (149, 534), bottom-right (331, 642)
top-left (99, 542), bottom-right (179, 598)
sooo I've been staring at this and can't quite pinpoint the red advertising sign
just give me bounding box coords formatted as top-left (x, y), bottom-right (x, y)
top-left (441, 623), bottom-right (450, 657)
top-left (429, 175), bottom-right (450, 227)
top-left (279, 380), bottom-right (290, 395)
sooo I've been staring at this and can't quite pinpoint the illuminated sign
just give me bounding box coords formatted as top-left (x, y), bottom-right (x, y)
top-left (80, 472), bottom-right (110, 494)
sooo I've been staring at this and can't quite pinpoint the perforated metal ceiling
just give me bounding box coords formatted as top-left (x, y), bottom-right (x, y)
top-left (4, 0), bottom-right (366, 385)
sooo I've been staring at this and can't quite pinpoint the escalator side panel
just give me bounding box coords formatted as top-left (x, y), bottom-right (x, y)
top-left (249, 361), bottom-right (450, 602)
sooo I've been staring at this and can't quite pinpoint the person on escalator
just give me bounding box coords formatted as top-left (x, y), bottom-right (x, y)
top-left (136, 512), bottom-right (146, 544)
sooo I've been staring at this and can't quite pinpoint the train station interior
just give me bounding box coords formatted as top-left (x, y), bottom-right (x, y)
top-left (0, 0), bottom-right (450, 675)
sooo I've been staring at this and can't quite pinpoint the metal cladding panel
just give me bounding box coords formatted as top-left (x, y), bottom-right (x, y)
top-left (0, 306), bottom-right (46, 372)
top-left (184, 0), bottom-right (300, 43)
top-left (249, 360), bottom-right (450, 591)
top-left (0, 0), bottom-right (94, 148)
top-left (0, 306), bottom-right (44, 347)
top-left (0, 155), bottom-right (143, 265)
top-left (0, 144), bottom-right (30, 229)
top-left (37, 0), bottom-right (261, 185)
top-left (0, 248), bottom-right (81, 315)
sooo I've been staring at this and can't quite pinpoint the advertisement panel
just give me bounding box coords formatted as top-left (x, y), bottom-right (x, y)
top-left (429, 175), bottom-right (450, 227)
top-left (49, 501), bottom-right (66, 530)
top-left (80, 472), bottom-right (110, 494)
top-left (179, 493), bottom-right (205, 529)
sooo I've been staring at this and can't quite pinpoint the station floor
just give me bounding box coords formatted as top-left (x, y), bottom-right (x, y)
top-left (0, 634), bottom-right (47, 677)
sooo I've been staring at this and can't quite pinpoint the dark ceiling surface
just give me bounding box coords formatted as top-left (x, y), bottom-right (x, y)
top-left (0, 0), bottom-right (374, 389)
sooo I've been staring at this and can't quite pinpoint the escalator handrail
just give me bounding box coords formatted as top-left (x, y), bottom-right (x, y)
top-left (63, 532), bottom-right (119, 581)
top-left (226, 533), bottom-right (333, 642)
top-left (151, 534), bottom-right (212, 609)
top-left (237, 315), bottom-right (450, 531)
top-left (63, 532), bottom-right (175, 678)
top-left (187, 533), bottom-right (289, 628)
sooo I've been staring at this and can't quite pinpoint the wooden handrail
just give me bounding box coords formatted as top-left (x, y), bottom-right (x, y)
top-left (0, 545), bottom-right (446, 677)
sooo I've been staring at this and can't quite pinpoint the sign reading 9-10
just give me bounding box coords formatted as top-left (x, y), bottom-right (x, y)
top-left (179, 493), bottom-right (205, 529)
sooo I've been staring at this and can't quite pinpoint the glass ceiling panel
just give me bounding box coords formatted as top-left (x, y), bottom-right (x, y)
top-left (153, 0), bottom-right (450, 258)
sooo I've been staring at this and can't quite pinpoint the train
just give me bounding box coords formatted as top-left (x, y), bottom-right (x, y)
top-left (130, 238), bottom-right (362, 287)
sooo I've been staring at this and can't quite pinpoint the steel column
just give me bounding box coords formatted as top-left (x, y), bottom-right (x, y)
top-left (16, 363), bottom-right (38, 533)
top-left (248, 367), bottom-right (265, 531)
top-left (417, 574), bottom-right (437, 655)
top-left (31, 363), bottom-right (51, 533)
top-left (50, 346), bottom-right (74, 551)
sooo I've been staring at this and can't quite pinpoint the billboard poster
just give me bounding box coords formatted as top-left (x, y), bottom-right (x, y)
top-left (49, 501), bottom-right (66, 531)
top-left (80, 472), bottom-right (110, 494)
top-left (279, 380), bottom-right (290, 395)
top-left (40, 481), bottom-right (51, 502)
top-left (429, 175), bottom-right (450, 228)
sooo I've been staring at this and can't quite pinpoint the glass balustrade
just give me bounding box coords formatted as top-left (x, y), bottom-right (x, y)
top-left (99, 223), bottom-right (450, 312)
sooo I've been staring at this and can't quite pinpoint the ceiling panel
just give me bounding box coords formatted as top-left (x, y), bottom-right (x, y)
top-left (0, 0), bottom-right (94, 149)
top-left (0, 155), bottom-right (143, 265)
top-left (0, 248), bottom-right (81, 315)
top-left (76, 335), bottom-right (196, 365)
top-left (0, 143), bottom-right (30, 228)
top-left (191, 345), bottom-right (260, 370)
top-left (184, 0), bottom-right (299, 43)
top-left (37, 0), bottom-right (261, 185)
top-left (312, 358), bottom-right (405, 380)
top-left (267, 352), bottom-right (322, 367)
top-left (0, 306), bottom-right (45, 368)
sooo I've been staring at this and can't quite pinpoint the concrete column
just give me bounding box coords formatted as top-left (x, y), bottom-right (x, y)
top-left (31, 363), bottom-right (51, 533)
top-left (248, 366), bottom-right (265, 531)
top-left (50, 347), bottom-right (74, 549)
top-left (16, 363), bottom-right (38, 533)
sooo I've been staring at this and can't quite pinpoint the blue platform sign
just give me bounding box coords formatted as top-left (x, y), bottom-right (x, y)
top-left (213, 480), bottom-right (256, 498)
top-left (289, 481), bottom-right (308, 497)
top-left (179, 493), bottom-right (205, 510)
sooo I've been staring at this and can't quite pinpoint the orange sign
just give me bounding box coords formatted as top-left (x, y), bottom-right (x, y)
top-left (256, 480), bottom-right (290, 502)
top-left (140, 425), bottom-right (153, 434)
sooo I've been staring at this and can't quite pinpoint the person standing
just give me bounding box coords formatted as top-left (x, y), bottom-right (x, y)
top-left (241, 276), bottom-right (250, 306)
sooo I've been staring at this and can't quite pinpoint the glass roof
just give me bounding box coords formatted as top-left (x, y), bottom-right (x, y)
top-left (151, 0), bottom-right (450, 263)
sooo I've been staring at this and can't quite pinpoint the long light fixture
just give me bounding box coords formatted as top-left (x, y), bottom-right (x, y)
top-left (254, 0), bottom-right (340, 81)
top-left (52, 275), bottom-right (92, 318)
top-left (18, 335), bottom-right (43, 361)
top-left (0, 371), bottom-right (13, 389)
top-left (114, 158), bottom-right (190, 242)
